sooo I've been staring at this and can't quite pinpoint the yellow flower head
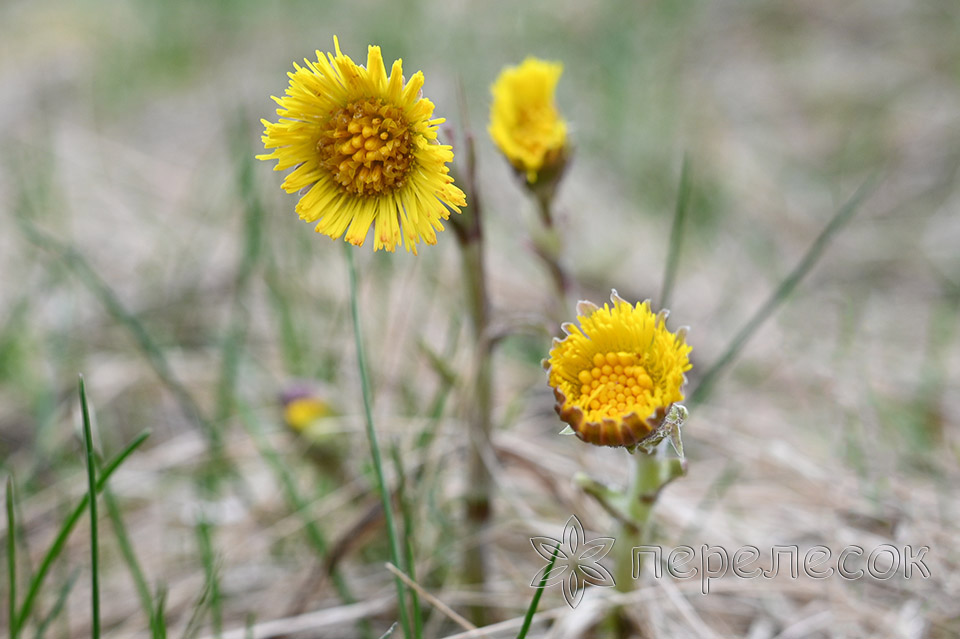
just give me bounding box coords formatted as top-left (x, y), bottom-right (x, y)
top-left (544, 291), bottom-right (692, 448)
top-left (280, 387), bottom-right (344, 453)
top-left (489, 57), bottom-right (567, 184)
top-left (283, 397), bottom-right (334, 432)
top-left (258, 37), bottom-right (466, 253)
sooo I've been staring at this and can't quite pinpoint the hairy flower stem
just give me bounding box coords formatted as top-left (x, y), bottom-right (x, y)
top-left (532, 189), bottom-right (569, 310)
top-left (610, 447), bottom-right (675, 636)
top-left (614, 448), bottom-right (664, 590)
top-left (460, 235), bottom-right (494, 625)
top-left (451, 128), bottom-right (495, 626)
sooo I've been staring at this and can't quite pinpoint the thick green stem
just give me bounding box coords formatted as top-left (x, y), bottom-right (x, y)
top-left (344, 247), bottom-right (411, 639)
top-left (606, 446), bottom-right (682, 638)
top-left (614, 448), bottom-right (664, 593)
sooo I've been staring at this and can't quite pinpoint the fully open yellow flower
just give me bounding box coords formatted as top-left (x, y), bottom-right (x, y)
top-left (489, 57), bottom-right (567, 183)
top-left (258, 38), bottom-right (466, 253)
top-left (544, 291), bottom-right (692, 448)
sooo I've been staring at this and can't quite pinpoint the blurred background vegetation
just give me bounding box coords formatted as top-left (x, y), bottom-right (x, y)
top-left (1, 0), bottom-right (958, 637)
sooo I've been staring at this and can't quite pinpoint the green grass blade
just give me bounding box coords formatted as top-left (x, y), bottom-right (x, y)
top-left (16, 218), bottom-right (220, 455)
top-left (344, 246), bottom-right (411, 639)
top-left (103, 488), bottom-right (155, 631)
top-left (688, 176), bottom-right (879, 406)
top-left (516, 542), bottom-right (560, 639)
top-left (215, 116), bottom-right (265, 424)
top-left (180, 573), bottom-right (213, 639)
top-left (32, 569), bottom-right (79, 639)
top-left (15, 429), bottom-right (150, 634)
top-left (263, 257), bottom-right (307, 377)
top-left (235, 402), bottom-right (369, 638)
top-left (196, 520), bottom-right (222, 639)
top-left (6, 477), bottom-right (17, 639)
top-left (237, 404), bottom-right (337, 564)
top-left (151, 585), bottom-right (168, 639)
top-left (78, 377), bottom-right (101, 639)
top-left (660, 155), bottom-right (691, 311)
top-left (389, 443), bottom-right (420, 639)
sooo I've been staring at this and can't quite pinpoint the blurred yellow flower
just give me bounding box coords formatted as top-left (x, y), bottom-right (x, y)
top-left (280, 390), bottom-right (346, 471)
top-left (544, 291), bottom-right (692, 448)
top-left (489, 57), bottom-right (567, 183)
top-left (258, 37), bottom-right (466, 253)
top-left (283, 396), bottom-right (333, 432)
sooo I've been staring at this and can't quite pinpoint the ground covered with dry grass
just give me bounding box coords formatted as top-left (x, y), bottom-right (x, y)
top-left (1, 0), bottom-right (959, 637)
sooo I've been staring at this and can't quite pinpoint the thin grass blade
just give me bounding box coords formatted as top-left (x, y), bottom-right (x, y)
top-left (78, 377), bottom-right (101, 639)
top-left (660, 155), bottom-right (692, 311)
top-left (16, 217), bottom-right (219, 456)
top-left (16, 429), bottom-right (150, 634)
top-left (236, 403), bottom-right (358, 593)
top-left (152, 584), bottom-right (169, 639)
top-left (6, 476), bottom-right (17, 639)
top-left (389, 444), bottom-right (420, 638)
top-left (32, 569), bottom-right (79, 639)
top-left (196, 520), bottom-right (222, 639)
top-left (516, 542), bottom-right (560, 639)
top-left (344, 246), bottom-right (411, 639)
top-left (103, 487), bottom-right (155, 631)
top-left (688, 176), bottom-right (879, 406)
top-left (215, 115), bottom-right (265, 424)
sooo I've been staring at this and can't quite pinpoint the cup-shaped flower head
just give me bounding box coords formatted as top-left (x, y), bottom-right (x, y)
top-left (489, 57), bottom-right (568, 185)
top-left (258, 37), bottom-right (466, 254)
top-left (544, 291), bottom-right (692, 448)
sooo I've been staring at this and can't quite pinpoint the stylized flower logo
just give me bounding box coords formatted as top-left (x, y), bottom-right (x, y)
top-left (530, 515), bottom-right (616, 608)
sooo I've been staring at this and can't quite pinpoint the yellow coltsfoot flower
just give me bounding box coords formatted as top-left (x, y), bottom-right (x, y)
top-left (489, 57), bottom-right (568, 184)
top-left (544, 291), bottom-right (692, 448)
top-left (283, 396), bottom-right (334, 433)
top-left (258, 37), bottom-right (466, 253)
top-left (280, 385), bottom-right (348, 473)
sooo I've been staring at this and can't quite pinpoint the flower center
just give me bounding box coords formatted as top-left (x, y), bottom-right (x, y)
top-left (576, 352), bottom-right (654, 420)
top-left (318, 98), bottom-right (414, 197)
